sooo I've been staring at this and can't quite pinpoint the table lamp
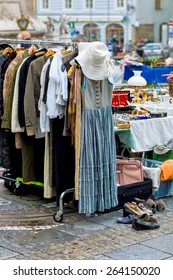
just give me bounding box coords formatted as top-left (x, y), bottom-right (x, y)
top-left (127, 71), bottom-right (147, 103)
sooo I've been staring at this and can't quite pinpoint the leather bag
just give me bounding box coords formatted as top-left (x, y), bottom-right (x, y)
top-left (116, 158), bottom-right (144, 185)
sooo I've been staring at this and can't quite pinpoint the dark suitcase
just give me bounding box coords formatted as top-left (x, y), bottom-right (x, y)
top-left (105, 178), bottom-right (152, 212)
top-left (116, 178), bottom-right (152, 209)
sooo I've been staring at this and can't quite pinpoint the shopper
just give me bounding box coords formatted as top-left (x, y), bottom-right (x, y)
top-left (20, 31), bottom-right (32, 49)
top-left (125, 40), bottom-right (134, 53)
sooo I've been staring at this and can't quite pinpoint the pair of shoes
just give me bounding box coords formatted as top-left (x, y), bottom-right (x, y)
top-left (132, 213), bottom-right (160, 231)
top-left (146, 197), bottom-right (157, 213)
top-left (137, 203), bottom-right (153, 215)
top-left (146, 198), bottom-right (166, 212)
top-left (124, 202), bottom-right (153, 217)
top-left (117, 214), bottom-right (135, 224)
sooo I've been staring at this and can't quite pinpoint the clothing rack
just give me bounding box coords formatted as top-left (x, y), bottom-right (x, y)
top-left (0, 38), bottom-right (77, 48)
top-left (0, 37), bottom-right (77, 222)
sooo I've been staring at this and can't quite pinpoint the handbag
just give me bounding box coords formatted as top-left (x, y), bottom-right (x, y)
top-left (116, 157), bottom-right (144, 185)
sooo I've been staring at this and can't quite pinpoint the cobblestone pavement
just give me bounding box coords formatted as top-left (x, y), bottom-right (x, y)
top-left (1, 174), bottom-right (173, 260)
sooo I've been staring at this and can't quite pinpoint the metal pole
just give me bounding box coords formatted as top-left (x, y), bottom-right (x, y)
top-left (107, 0), bottom-right (110, 43)
top-left (90, 2), bottom-right (92, 41)
top-left (0, 38), bottom-right (74, 47)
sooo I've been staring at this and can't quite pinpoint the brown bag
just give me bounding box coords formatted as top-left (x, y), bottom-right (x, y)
top-left (116, 158), bottom-right (144, 185)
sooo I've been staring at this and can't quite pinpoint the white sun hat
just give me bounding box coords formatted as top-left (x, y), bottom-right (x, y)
top-left (75, 41), bottom-right (116, 80)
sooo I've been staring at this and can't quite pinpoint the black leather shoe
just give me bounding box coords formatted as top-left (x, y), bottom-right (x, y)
top-left (132, 214), bottom-right (160, 231)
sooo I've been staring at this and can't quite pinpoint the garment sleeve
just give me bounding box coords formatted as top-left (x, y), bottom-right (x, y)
top-left (38, 60), bottom-right (50, 133)
top-left (11, 61), bottom-right (25, 133)
top-left (24, 63), bottom-right (37, 136)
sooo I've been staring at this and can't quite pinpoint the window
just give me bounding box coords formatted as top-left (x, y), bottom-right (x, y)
top-left (117, 0), bottom-right (125, 8)
top-left (85, 0), bottom-right (93, 9)
top-left (83, 23), bottom-right (100, 41)
top-left (65, 0), bottom-right (72, 9)
top-left (155, 0), bottom-right (161, 9)
top-left (42, 0), bottom-right (49, 9)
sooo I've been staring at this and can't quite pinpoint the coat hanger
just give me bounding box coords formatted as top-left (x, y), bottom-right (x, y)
top-left (45, 49), bottom-right (55, 57)
top-left (61, 49), bottom-right (72, 56)
top-left (15, 47), bottom-right (25, 53)
top-left (3, 47), bottom-right (14, 55)
top-left (62, 48), bottom-right (78, 64)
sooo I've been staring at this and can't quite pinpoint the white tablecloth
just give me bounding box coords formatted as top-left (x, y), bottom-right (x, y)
top-left (129, 116), bottom-right (173, 152)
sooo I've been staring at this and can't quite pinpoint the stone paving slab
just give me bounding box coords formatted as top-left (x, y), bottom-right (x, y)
top-left (0, 246), bottom-right (19, 260)
top-left (1, 176), bottom-right (173, 260)
top-left (141, 233), bottom-right (173, 254)
top-left (0, 226), bottom-right (76, 255)
top-left (165, 256), bottom-right (173, 259)
top-left (85, 211), bottom-right (125, 229)
top-left (103, 243), bottom-right (172, 260)
top-left (56, 219), bottom-right (107, 238)
top-left (4, 216), bottom-right (172, 260)
top-left (87, 254), bottom-right (112, 260)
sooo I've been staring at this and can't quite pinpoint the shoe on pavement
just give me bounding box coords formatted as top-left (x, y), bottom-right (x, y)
top-left (117, 214), bottom-right (135, 224)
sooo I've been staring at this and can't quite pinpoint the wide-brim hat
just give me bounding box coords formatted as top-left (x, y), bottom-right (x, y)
top-left (75, 41), bottom-right (116, 80)
top-left (153, 145), bottom-right (170, 155)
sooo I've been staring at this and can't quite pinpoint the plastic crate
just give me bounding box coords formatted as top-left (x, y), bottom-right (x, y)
top-left (153, 150), bottom-right (173, 162)
top-left (143, 158), bottom-right (173, 199)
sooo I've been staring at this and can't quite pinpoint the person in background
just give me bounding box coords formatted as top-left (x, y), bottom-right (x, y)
top-left (125, 40), bottom-right (134, 53)
top-left (71, 34), bottom-right (88, 42)
top-left (20, 31), bottom-right (32, 49)
top-left (71, 34), bottom-right (88, 51)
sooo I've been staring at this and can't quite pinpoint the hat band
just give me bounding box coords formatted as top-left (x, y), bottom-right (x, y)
top-left (88, 50), bottom-right (106, 67)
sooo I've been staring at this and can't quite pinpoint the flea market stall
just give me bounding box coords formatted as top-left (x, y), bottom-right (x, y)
top-left (113, 64), bottom-right (173, 205)
top-left (124, 64), bottom-right (173, 84)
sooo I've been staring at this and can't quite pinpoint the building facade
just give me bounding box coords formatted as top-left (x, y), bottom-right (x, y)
top-left (134, 0), bottom-right (173, 46)
top-left (36, 0), bottom-right (173, 49)
top-left (36, 0), bottom-right (137, 50)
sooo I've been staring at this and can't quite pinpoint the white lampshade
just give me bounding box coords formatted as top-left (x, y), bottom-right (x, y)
top-left (127, 70), bottom-right (147, 86)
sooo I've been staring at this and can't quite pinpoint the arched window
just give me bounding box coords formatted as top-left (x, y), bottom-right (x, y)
top-left (83, 23), bottom-right (100, 42)
top-left (106, 23), bottom-right (124, 46)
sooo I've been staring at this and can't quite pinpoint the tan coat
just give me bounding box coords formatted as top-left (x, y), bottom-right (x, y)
top-left (24, 55), bottom-right (49, 136)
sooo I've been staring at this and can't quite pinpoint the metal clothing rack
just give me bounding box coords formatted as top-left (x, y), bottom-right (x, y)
top-left (0, 38), bottom-right (77, 48)
top-left (0, 37), bottom-right (77, 222)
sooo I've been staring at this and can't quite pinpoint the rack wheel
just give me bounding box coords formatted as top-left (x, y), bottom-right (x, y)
top-left (11, 184), bottom-right (21, 195)
top-left (11, 181), bottom-right (22, 196)
top-left (53, 212), bottom-right (63, 223)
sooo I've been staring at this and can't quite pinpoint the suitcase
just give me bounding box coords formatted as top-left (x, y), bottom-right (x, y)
top-left (116, 158), bottom-right (144, 185)
top-left (116, 178), bottom-right (152, 209)
top-left (105, 178), bottom-right (152, 212)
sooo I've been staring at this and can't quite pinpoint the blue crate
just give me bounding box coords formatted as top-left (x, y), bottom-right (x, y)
top-left (143, 158), bottom-right (173, 199)
top-left (154, 180), bottom-right (173, 199)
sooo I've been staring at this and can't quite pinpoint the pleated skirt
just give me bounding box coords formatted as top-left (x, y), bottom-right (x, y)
top-left (79, 105), bottom-right (118, 214)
